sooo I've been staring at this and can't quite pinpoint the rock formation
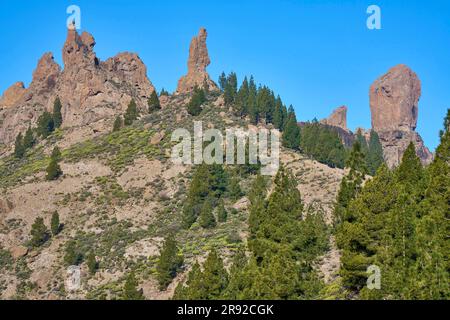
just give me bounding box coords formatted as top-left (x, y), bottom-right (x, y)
top-left (369, 64), bottom-right (433, 167)
top-left (370, 64), bottom-right (421, 132)
top-left (176, 28), bottom-right (218, 94)
top-left (320, 106), bottom-right (348, 131)
top-left (0, 82), bottom-right (26, 108)
top-left (0, 26), bottom-right (155, 146)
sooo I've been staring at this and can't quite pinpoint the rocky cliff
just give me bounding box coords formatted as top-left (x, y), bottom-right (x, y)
top-left (176, 28), bottom-right (218, 94)
top-left (320, 106), bottom-right (348, 131)
top-left (0, 25), bottom-right (154, 146)
top-left (370, 64), bottom-right (433, 167)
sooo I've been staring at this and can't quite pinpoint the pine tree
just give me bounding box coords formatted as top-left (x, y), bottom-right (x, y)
top-left (187, 86), bottom-right (206, 116)
top-left (30, 217), bottom-right (49, 247)
top-left (36, 111), bottom-right (55, 138)
top-left (182, 165), bottom-right (210, 228)
top-left (199, 197), bottom-right (216, 229)
top-left (160, 88), bottom-right (169, 96)
top-left (173, 262), bottom-right (203, 300)
top-left (124, 99), bottom-right (138, 126)
top-left (23, 126), bottom-right (35, 150)
top-left (218, 72), bottom-right (227, 91)
top-left (46, 147), bottom-right (63, 181)
top-left (248, 76), bottom-right (258, 124)
top-left (53, 97), bottom-right (63, 128)
top-left (273, 96), bottom-right (284, 130)
top-left (87, 252), bottom-right (98, 275)
top-left (366, 130), bottom-right (384, 175)
top-left (156, 235), bottom-right (183, 290)
top-left (282, 107), bottom-right (300, 150)
top-left (248, 175), bottom-right (267, 236)
top-left (334, 141), bottom-right (366, 225)
top-left (217, 198), bottom-right (228, 223)
top-left (224, 72), bottom-right (238, 106)
top-left (113, 115), bottom-right (122, 132)
top-left (50, 211), bottom-right (60, 236)
top-left (64, 240), bottom-right (82, 266)
top-left (200, 250), bottom-right (229, 299)
top-left (14, 133), bottom-right (25, 159)
top-left (395, 143), bottom-right (423, 189)
top-left (148, 90), bottom-right (161, 113)
top-left (123, 272), bottom-right (144, 300)
top-left (235, 77), bottom-right (249, 116)
top-left (228, 177), bottom-right (243, 201)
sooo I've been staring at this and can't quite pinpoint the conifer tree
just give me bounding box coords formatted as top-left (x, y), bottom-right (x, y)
top-left (160, 88), bottom-right (169, 96)
top-left (199, 197), bottom-right (216, 229)
top-left (53, 97), bottom-right (63, 129)
top-left (187, 86), bottom-right (206, 116)
top-left (235, 77), bottom-right (249, 116)
top-left (64, 240), bottom-right (82, 266)
top-left (123, 272), bottom-right (144, 300)
top-left (37, 111), bottom-right (55, 138)
top-left (228, 177), bottom-right (243, 201)
top-left (182, 165), bottom-right (210, 228)
top-left (224, 72), bottom-right (238, 105)
top-left (366, 130), bottom-right (384, 175)
top-left (334, 141), bottom-right (366, 225)
top-left (46, 146), bottom-right (63, 181)
top-left (113, 115), bottom-right (122, 132)
top-left (87, 252), bottom-right (98, 275)
top-left (200, 250), bottom-right (229, 299)
top-left (148, 90), bottom-right (161, 113)
top-left (124, 99), bottom-right (138, 125)
top-left (23, 126), bottom-right (35, 150)
top-left (218, 72), bottom-right (227, 92)
top-left (156, 235), bottom-right (183, 290)
top-left (173, 262), bottom-right (203, 300)
top-left (282, 107), bottom-right (300, 150)
top-left (14, 133), bottom-right (25, 159)
top-left (30, 217), bottom-right (49, 247)
top-left (217, 198), bottom-right (227, 223)
top-left (50, 211), bottom-right (60, 236)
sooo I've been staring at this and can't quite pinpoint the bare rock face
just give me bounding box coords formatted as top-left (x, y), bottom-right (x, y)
top-left (0, 52), bottom-right (61, 145)
top-left (10, 245), bottom-right (28, 260)
top-left (320, 106), bottom-right (348, 131)
top-left (176, 28), bottom-right (218, 94)
top-left (0, 82), bottom-right (26, 108)
top-left (370, 64), bottom-right (421, 132)
top-left (378, 130), bottom-right (433, 168)
top-left (0, 27), bottom-right (155, 146)
top-left (370, 65), bottom-right (433, 167)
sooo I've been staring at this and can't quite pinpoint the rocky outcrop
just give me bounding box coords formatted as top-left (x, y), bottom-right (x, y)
top-left (370, 64), bottom-right (433, 167)
top-left (370, 65), bottom-right (421, 132)
top-left (320, 106), bottom-right (348, 131)
top-left (0, 82), bottom-right (26, 108)
top-left (0, 26), bottom-right (155, 146)
top-left (377, 130), bottom-right (433, 168)
top-left (176, 28), bottom-right (218, 94)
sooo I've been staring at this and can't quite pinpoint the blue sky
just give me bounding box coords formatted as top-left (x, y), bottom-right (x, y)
top-left (0, 0), bottom-right (449, 150)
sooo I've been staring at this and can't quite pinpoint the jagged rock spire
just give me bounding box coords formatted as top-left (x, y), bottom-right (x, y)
top-left (176, 28), bottom-right (218, 94)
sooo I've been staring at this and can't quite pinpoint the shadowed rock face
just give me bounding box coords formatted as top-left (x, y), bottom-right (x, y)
top-left (176, 28), bottom-right (218, 94)
top-left (320, 106), bottom-right (348, 131)
top-left (369, 64), bottom-right (433, 168)
top-left (0, 27), bottom-right (155, 146)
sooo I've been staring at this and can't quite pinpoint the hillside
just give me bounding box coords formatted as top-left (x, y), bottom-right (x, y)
top-left (0, 91), bottom-right (345, 299)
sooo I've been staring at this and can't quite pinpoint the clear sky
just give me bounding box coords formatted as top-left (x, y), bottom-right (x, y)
top-left (0, 0), bottom-right (449, 150)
